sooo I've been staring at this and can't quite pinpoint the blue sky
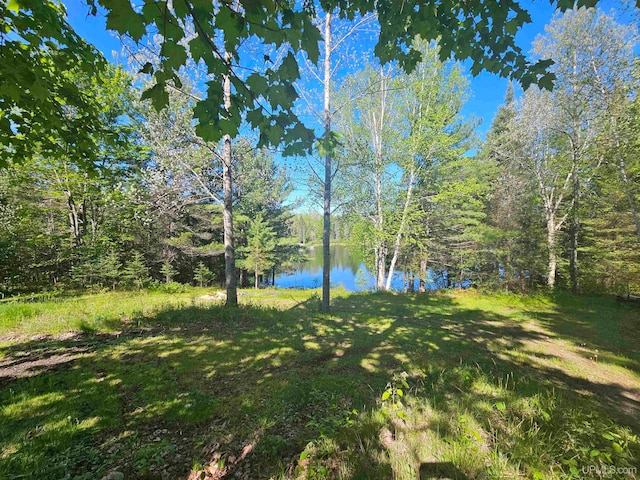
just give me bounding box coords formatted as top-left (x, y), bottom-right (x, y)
top-left (60, 1), bottom-right (542, 134)
top-left (61, 0), bottom-right (636, 134)
top-left (60, 0), bottom-right (637, 209)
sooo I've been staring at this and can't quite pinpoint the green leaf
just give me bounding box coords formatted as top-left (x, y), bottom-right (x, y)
top-left (299, 450), bottom-right (308, 461)
top-left (278, 52), bottom-right (299, 80)
top-left (381, 390), bottom-right (391, 401)
top-left (195, 122), bottom-right (221, 143)
top-left (396, 389), bottom-right (403, 397)
top-left (189, 37), bottom-right (210, 65)
top-left (589, 449), bottom-right (600, 457)
top-left (162, 41), bottom-right (188, 70)
top-left (246, 73), bottom-right (268, 96)
top-left (300, 16), bottom-right (321, 63)
top-left (139, 62), bottom-right (154, 74)
top-left (141, 82), bottom-right (169, 111)
top-left (103, 0), bottom-right (146, 41)
top-left (173, 0), bottom-right (189, 19)
top-left (7, 0), bottom-right (20, 13)
top-left (216, 5), bottom-right (245, 50)
top-left (495, 401), bottom-right (506, 412)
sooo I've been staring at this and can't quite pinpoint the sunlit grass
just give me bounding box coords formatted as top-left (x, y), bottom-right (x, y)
top-left (0, 288), bottom-right (639, 479)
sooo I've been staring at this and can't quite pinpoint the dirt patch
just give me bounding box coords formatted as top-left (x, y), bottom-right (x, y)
top-left (0, 349), bottom-right (91, 381)
top-left (186, 428), bottom-right (265, 480)
top-left (523, 336), bottom-right (640, 421)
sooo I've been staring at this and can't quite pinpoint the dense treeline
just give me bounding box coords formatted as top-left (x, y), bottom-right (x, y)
top-left (337, 8), bottom-right (640, 294)
top-left (1, 6), bottom-right (638, 296)
top-left (0, 68), bottom-right (303, 294)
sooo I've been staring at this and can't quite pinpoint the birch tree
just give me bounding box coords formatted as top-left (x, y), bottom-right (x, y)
top-left (513, 88), bottom-right (572, 289)
top-left (532, 6), bottom-right (638, 292)
top-left (297, 10), bottom-right (374, 310)
top-left (337, 43), bottom-right (474, 290)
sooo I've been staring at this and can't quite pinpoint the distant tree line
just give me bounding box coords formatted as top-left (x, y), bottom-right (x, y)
top-left (334, 9), bottom-right (639, 294)
top-left (1, 4), bottom-right (638, 298)
top-left (0, 68), bottom-right (303, 295)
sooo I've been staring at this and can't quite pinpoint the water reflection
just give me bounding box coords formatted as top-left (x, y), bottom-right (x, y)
top-left (274, 244), bottom-right (440, 292)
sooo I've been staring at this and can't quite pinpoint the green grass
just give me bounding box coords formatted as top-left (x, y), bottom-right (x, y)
top-left (0, 288), bottom-right (639, 479)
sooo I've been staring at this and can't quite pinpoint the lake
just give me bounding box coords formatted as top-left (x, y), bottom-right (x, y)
top-left (274, 244), bottom-right (442, 292)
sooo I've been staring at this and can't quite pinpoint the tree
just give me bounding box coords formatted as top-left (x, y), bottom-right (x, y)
top-left (140, 82), bottom-right (229, 292)
top-left (160, 261), bottom-right (178, 283)
top-left (194, 262), bottom-right (214, 287)
top-left (531, 7), bottom-right (638, 292)
top-left (321, 11), bottom-right (334, 312)
top-left (4, 0), bottom-right (616, 171)
top-left (0, 64), bottom-right (144, 294)
top-left (295, 9), bottom-right (373, 311)
top-left (123, 252), bottom-right (150, 291)
top-left (385, 42), bottom-right (475, 290)
top-left (85, 0), bottom-right (597, 149)
top-left (484, 83), bottom-right (546, 291)
top-left (337, 42), bottom-right (474, 291)
top-left (610, 68), bottom-right (640, 246)
top-left (337, 64), bottom-right (397, 290)
top-left (0, 0), bottom-right (106, 168)
top-left (511, 88), bottom-right (572, 289)
top-left (233, 142), bottom-right (297, 287)
top-left (238, 213), bottom-right (277, 289)
top-left (100, 252), bottom-right (123, 290)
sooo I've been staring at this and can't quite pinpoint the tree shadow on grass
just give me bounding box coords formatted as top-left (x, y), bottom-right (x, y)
top-left (0, 291), bottom-right (638, 479)
top-left (524, 293), bottom-right (640, 372)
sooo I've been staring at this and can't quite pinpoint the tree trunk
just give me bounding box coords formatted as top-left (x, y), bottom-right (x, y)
top-left (254, 267), bottom-right (259, 289)
top-left (385, 170), bottom-right (415, 290)
top-left (376, 246), bottom-right (387, 290)
top-left (569, 211), bottom-right (580, 294)
top-left (321, 11), bottom-right (332, 313)
top-left (222, 65), bottom-right (237, 306)
top-left (67, 191), bottom-right (82, 247)
top-left (547, 218), bottom-right (557, 289)
top-left (418, 258), bottom-right (427, 292)
top-left (617, 155), bottom-right (640, 245)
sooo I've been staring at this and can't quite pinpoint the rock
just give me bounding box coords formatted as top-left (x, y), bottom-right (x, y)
top-left (198, 292), bottom-right (227, 302)
top-left (100, 472), bottom-right (124, 480)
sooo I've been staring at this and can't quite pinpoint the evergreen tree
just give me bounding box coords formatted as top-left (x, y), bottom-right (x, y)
top-left (238, 214), bottom-right (277, 289)
top-left (194, 262), bottom-right (214, 288)
top-left (123, 253), bottom-right (150, 291)
top-left (100, 252), bottom-right (122, 290)
top-left (483, 82), bottom-right (546, 291)
top-left (160, 261), bottom-right (178, 284)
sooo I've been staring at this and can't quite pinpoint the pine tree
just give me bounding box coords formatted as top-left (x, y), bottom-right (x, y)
top-left (160, 260), bottom-right (178, 283)
top-left (123, 252), bottom-right (150, 291)
top-left (193, 262), bottom-right (214, 288)
top-left (238, 213), bottom-right (277, 289)
top-left (100, 252), bottom-right (122, 290)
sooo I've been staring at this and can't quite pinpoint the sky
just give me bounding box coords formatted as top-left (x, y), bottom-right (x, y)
top-left (60, 0), bottom-right (637, 208)
top-left (61, 0), bottom-right (634, 133)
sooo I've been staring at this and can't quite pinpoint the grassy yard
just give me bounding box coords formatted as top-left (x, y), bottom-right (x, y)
top-left (0, 288), bottom-right (639, 479)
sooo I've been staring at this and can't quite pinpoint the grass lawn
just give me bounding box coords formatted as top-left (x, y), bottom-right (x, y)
top-left (0, 288), bottom-right (639, 479)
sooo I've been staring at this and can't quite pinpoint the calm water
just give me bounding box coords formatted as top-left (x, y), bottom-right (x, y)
top-left (274, 244), bottom-right (441, 292)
